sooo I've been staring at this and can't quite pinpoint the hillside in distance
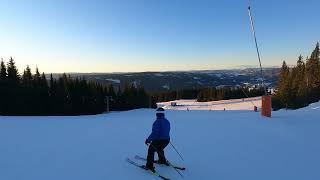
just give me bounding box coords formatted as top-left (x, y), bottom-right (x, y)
top-left (51, 68), bottom-right (279, 93)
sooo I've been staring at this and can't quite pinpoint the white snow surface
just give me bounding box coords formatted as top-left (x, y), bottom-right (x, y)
top-left (158, 97), bottom-right (262, 111)
top-left (106, 79), bottom-right (121, 84)
top-left (1, 101), bottom-right (320, 180)
top-left (162, 84), bottom-right (170, 90)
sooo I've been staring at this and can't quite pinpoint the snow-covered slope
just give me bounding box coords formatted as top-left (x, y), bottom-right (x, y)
top-left (158, 97), bottom-right (262, 111)
top-left (0, 102), bottom-right (320, 180)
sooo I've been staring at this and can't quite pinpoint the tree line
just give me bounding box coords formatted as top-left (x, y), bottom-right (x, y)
top-left (5, 42), bottom-right (318, 115)
top-left (273, 43), bottom-right (320, 110)
top-left (0, 58), bottom-right (153, 115)
top-left (197, 86), bottom-right (264, 102)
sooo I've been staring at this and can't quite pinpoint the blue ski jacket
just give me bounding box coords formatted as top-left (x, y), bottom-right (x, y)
top-left (147, 115), bottom-right (170, 141)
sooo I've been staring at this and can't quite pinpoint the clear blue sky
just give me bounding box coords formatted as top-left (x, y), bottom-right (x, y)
top-left (0, 0), bottom-right (319, 73)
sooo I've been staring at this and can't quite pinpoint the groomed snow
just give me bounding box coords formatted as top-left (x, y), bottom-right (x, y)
top-left (158, 97), bottom-right (262, 111)
top-left (0, 100), bottom-right (319, 180)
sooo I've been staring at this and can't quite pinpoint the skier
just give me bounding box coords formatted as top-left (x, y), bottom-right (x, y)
top-left (144, 107), bottom-right (170, 172)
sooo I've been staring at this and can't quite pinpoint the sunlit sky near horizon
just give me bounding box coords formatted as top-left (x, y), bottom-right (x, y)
top-left (0, 0), bottom-right (319, 73)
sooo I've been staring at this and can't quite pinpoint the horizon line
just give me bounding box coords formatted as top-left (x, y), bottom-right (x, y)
top-left (45, 65), bottom-right (281, 74)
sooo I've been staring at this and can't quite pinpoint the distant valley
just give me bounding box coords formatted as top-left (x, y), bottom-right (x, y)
top-left (50, 68), bottom-right (279, 93)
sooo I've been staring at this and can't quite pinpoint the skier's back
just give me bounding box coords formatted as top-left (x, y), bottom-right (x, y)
top-left (145, 107), bottom-right (170, 172)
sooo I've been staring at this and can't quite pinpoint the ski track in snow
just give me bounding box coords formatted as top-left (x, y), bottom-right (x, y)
top-left (0, 100), bottom-right (320, 180)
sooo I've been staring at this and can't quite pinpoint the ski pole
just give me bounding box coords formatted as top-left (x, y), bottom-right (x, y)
top-left (148, 143), bottom-right (184, 179)
top-left (170, 142), bottom-right (184, 161)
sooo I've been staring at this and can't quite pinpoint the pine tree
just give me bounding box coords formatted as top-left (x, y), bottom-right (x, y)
top-left (294, 55), bottom-right (308, 107)
top-left (22, 65), bottom-right (33, 87)
top-left (276, 61), bottom-right (291, 108)
top-left (0, 59), bottom-right (7, 79)
top-left (0, 59), bottom-right (8, 114)
top-left (108, 84), bottom-right (116, 97)
top-left (40, 72), bottom-right (48, 88)
top-left (49, 74), bottom-right (55, 96)
top-left (5, 57), bottom-right (21, 114)
top-left (39, 72), bottom-right (49, 114)
top-left (290, 56), bottom-right (302, 107)
top-left (305, 43), bottom-right (319, 87)
top-left (6, 57), bottom-right (20, 83)
top-left (305, 43), bottom-right (320, 102)
top-left (33, 67), bottom-right (41, 86)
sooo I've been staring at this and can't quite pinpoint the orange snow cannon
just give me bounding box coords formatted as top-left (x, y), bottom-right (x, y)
top-left (261, 95), bottom-right (271, 117)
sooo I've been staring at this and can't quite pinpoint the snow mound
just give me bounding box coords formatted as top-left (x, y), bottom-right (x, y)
top-left (301, 101), bottom-right (320, 110)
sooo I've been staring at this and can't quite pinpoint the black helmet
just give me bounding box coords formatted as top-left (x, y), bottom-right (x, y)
top-left (156, 107), bottom-right (165, 117)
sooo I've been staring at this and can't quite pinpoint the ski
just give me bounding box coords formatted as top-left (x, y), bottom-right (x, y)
top-left (126, 158), bottom-right (170, 180)
top-left (134, 155), bottom-right (186, 170)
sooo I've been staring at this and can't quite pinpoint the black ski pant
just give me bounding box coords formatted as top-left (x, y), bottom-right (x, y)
top-left (146, 139), bottom-right (170, 168)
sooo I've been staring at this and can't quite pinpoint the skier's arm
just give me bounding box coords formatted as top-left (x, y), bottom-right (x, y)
top-left (147, 121), bottom-right (160, 141)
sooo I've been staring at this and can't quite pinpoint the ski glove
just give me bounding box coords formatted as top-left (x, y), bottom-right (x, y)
top-left (145, 139), bottom-right (151, 146)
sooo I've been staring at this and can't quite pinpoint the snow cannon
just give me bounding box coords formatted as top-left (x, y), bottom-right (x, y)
top-left (261, 96), bottom-right (271, 117)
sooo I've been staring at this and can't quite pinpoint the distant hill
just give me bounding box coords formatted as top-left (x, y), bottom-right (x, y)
top-left (50, 68), bottom-right (279, 93)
